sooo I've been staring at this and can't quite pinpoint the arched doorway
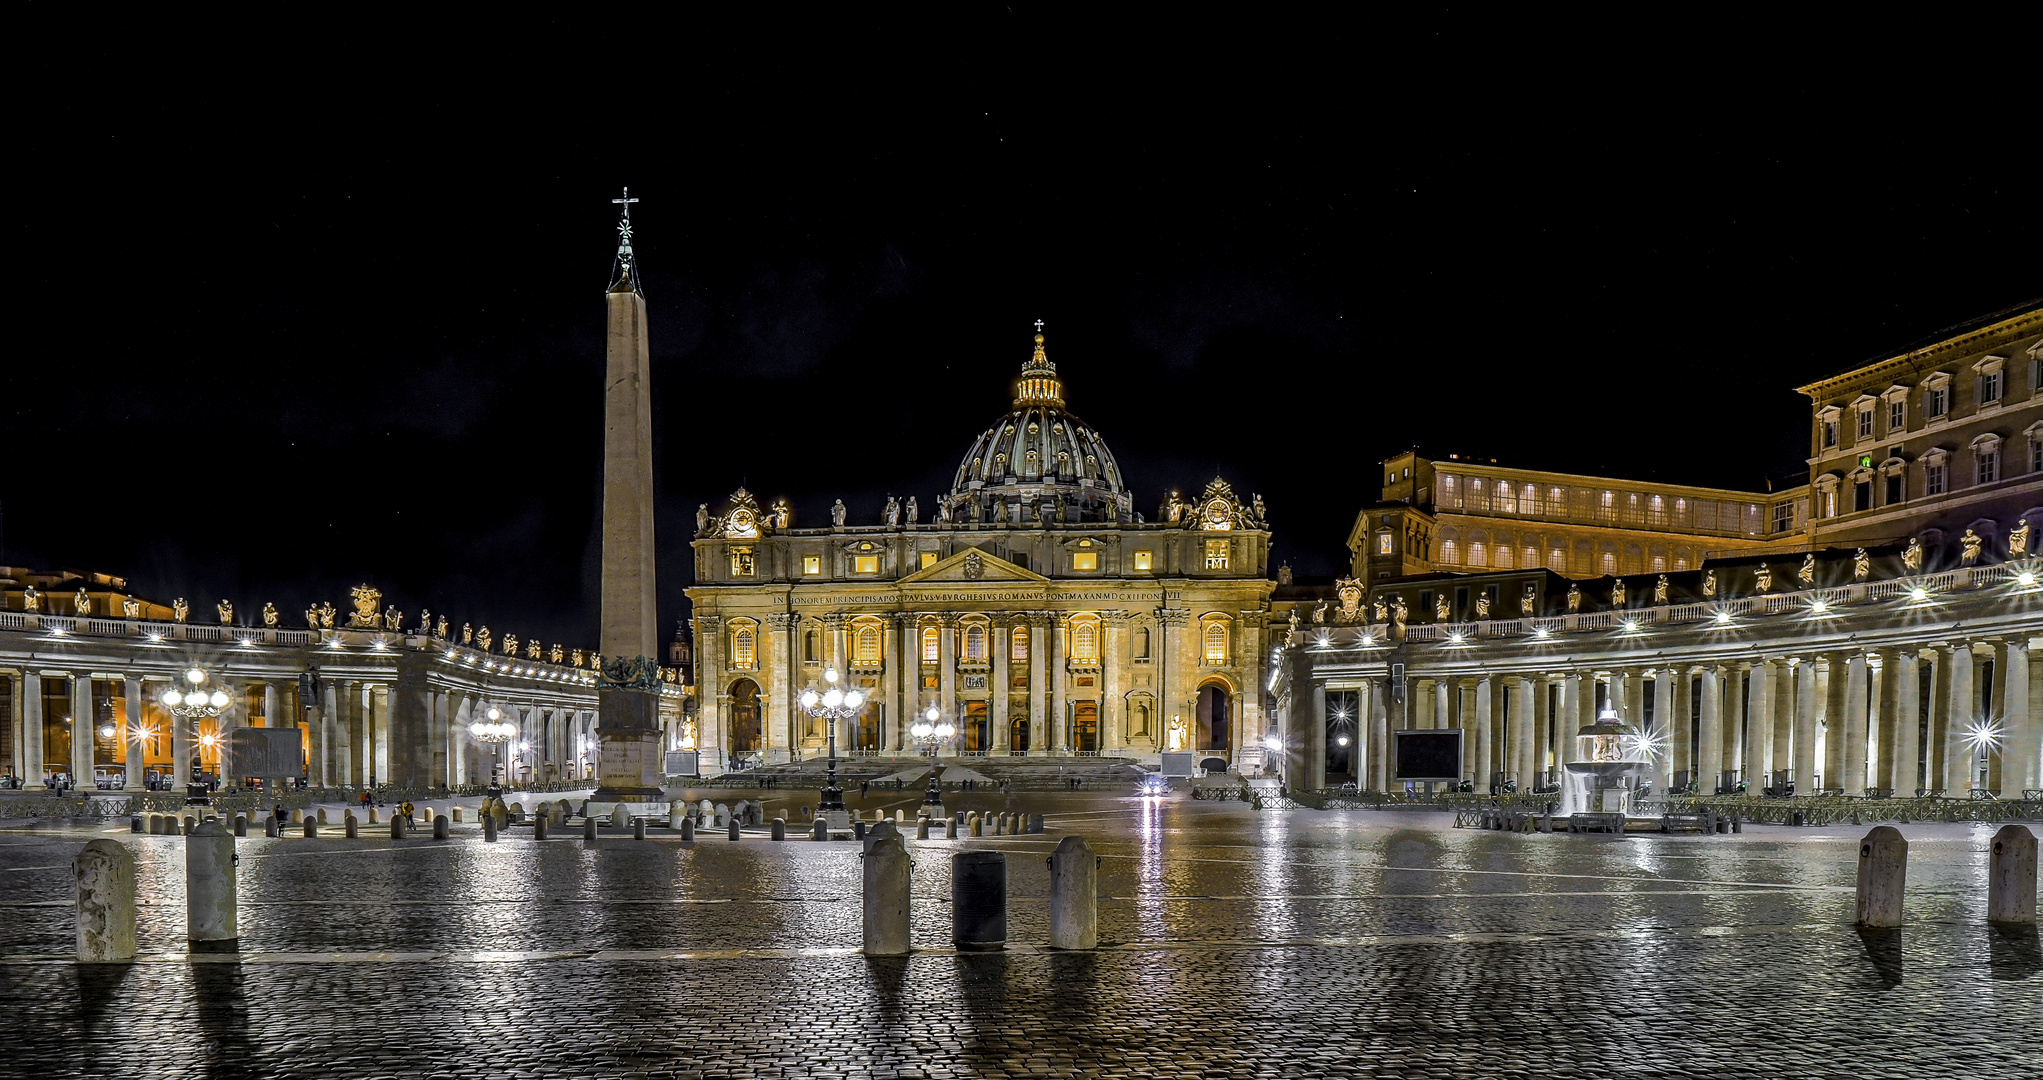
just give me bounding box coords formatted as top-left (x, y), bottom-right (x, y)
top-left (1196, 682), bottom-right (1231, 753)
top-left (729, 679), bottom-right (762, 755)
top-left (1009, 715), bottom-right (1030, 755)
top-left (856, 698), bottom-right (882, 754)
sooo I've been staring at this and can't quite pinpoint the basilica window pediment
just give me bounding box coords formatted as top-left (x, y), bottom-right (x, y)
top-left (897, 546), bottom-right (1049, 585)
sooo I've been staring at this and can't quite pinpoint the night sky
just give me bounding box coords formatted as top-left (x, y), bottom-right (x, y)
top-left (7, 10), bottom-right (2038, 652)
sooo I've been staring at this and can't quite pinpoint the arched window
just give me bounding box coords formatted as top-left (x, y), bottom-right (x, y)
top-left (804, 630), bottom-right (819, 663)
top-left (1548, 546), bottom-right (1566, 572)
top-left (1469, 540), bottom-right (1488, 567)
top-left (1134, 626), bottom-right (1151, 659)
top-left (729, 621), bottom-right (757, 670)
top-left (1203, 621), bottom-right (1229, 664)
top-left (921, 626), bottom-right (940, 663)
top-left (1070, 616), bottom-right (1100, 663)
top-left (1011, 624), bottom-right (1029, 661)
top-left (1495, 544), bottom-right (1515, 569)
top-left (854, 624), bottom-right (881, 666)
top-left (1599, 550), bottom-right (1617, 576)
top-left (964, 623), bottom-right (986, 661)
top-left (1522, 544), bottom-right (1537, 570)
top-left (1439, 538), bottom-right (1460, 565)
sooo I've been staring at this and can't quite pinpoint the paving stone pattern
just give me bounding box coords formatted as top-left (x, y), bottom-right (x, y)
top-left (0, 795), bottom-right (2037, 1078)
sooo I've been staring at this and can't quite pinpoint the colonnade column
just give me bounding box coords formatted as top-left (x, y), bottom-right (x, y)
top-left (1841, 652), bottom-right (1869, 795)
top-left (1368, 678), bottom-right (1390, 791)
top-left (2003, 639), bottom-right (2035, 794)
top-left (1725, 666), bottom-right (1747, 782)
top-left (1531, 676), bottom-right (1553, 784)
top-left (122, 676), bottom-right (144, 791)
top-left (449, 695), bottom-right (468, 787)
top-left (1770, 660), bottom-right (1794, 787)
top-left (69, 674), bottom-right (93, 789)
top-left (1819, 656), bottom-right (1845, 791)
top-left (1942, 643), bottom-right (1975, 793)
top-left (1652, 667), bottom-right (1674, 792)
top-left (1560, 675), bottom-right (1582, 764)
top-left (170, 673), bottom-right (194, 788)
top-left (1622, 671), bottom-right (1645, 732)
top-left (1748, 661), bottom-right (1776, 790)
top-left (1875, 650), bottom-right (1901, 792)
top-left (19, 671), bottom-right (45, 789)
top-left (1792, 659), bottom-right (1817, 792)
top-left (1891, 650), bottom-right (1921, 795)
top-left (1697, 667), bottom-right (1721, 794)
top-left (1473, 677), bottom-right (1493, 789)
top-left (1300, 682), bottom-right (1326, 792)
top-left (1511, 677), bottom-right (1534, 788)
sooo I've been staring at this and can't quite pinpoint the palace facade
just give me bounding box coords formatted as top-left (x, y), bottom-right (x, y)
top-left (685, 332), bottom-right (1277, 771)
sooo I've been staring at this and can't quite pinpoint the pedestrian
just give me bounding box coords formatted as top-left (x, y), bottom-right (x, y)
top-left (400, 800), bottom-right (416, 822)
top-left (360, 790), bottom-right (372, 812)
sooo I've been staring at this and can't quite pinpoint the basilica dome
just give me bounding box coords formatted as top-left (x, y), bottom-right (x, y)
top-left (943, 331), bottom-right (1134, 525)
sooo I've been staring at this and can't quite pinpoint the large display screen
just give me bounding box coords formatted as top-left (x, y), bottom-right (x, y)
top-left (1393, 729), bottom-right (1463, 782)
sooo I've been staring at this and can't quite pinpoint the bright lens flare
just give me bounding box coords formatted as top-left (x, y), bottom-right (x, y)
top-left (1620, 726), bottom-right (1669, 761)
top-left (1962, 719), bottom-right (2005, 752)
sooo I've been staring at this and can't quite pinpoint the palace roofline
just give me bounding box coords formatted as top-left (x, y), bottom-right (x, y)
top-left (1795, 296), bottom-right (2043, 398)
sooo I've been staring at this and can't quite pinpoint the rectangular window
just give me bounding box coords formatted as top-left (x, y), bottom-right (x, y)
top-left (1925, 463), bottom-right (1946, 495)
top-left (1981, 371), bottom-right (2002, 404)
top-left (1857, 408), bottom-right (1873, 439)
top-left (853, 555), bottom-right (879, 574)
top-left (1133, 550), bottom-right (1153, 571)
top-left (1854, 481), bottom-right (1872, 513)
top-left (1072, 552), bottom-right (1098, 571)
top-left (1772, 501), bottom-right (1793, 533)
top-left (1417, 590), bottom-right (1433, 615)
top-left (802, 555), bottom-right (821, 575)
top-left (1889, 399), bottom-right (1905, 432)
top-left (2034, 439), bottom-right (2042, 474)
top-left (919, 552), bottom-right (937, 569)
top-left (729, 547), bottom-right (756, 577)
top-left (1977, 450), bottom-right (1998, 485)
top-left (1204, 539), bottom-right (1230, 570)
top-left (1927, 387), bottom-right (1948, 418)
top-left (1376, 532), bottom-right (1394, 555)
top-left (1886, 475), bottom-right (1903, 505)
top-left (1822, 421), bottom-right (1838, 448)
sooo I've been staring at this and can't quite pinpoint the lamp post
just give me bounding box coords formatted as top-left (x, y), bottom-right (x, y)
top-left (797, 667), bottom-right (865, 819)
top-left (160, 667), bottom-right (230, 802)
top-left (467, 705), bottom-right (518, 810)
top-left (909, 703), bottom-right (957, 816)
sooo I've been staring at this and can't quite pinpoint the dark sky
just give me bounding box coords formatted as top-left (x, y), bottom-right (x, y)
top-left (6, 10), bottom-right (2038, 652)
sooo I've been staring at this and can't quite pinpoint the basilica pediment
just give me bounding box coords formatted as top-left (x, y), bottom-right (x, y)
top-left (897, 547), bottom-right (1049, 585)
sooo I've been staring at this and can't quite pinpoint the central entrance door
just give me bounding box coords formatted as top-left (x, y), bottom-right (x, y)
top-left (1073, 700), bottom-right (1099, 753)
top-left (963, 701), bottom-right (989, 753)
top-left (729, 680), bottom-right (762, 754)
top-left (1196, 683), bottom-right (1231, 753)
top-left (856, 698), bottom-right (882, 754)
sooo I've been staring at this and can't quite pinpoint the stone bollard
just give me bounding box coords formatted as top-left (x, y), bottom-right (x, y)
top-left (264, 816), bottom-right (279, 838)
top-left (319, 808), bottom-right (330, 824)
top-left (303, 818), bottom-right (318, 839)
top-left (712, 803), bottom-right (728, 827)
top-left (1031, 814), bottom-right (1044, 834)
top-left (483, 813), bottom-right (498, 843)
top-left (186, 821), bottom-right (238, 953)
top-left (946, 817), bottom-right (959, 839)
top-left (681, 817), bottom-right (696, 842)
top-left (534, 813), bottom-right (549, 840)
top-left (433, 814), bottom-right (448, 840)
top-left (390, 814), bottom-right (406, 840)
top-left (143, 815), bottom-right (159, 835)
top-left (612, 805), bottom-right (630, 830)
top-left (863, 820), bottom-right (899, 855)
top-left (131, 816), bottom-right (144, 834)
top-left (1855, 825), bottom-right (1908, 927)
top-left (451, 807), bottom-right (462, 823)
top-left (814, 819), bottom-right (829, 841)
top-left (771, 817), bottom-right (786, 841)
top-left (854, 820), bottom-right (867, 841)
top-left (1987, 824), bottom-right (2038, 925)
top-left (863, 830), bottom-right (912, 957)
top-left (367, 807), bottom-right (379, 825)
top-left (1731, 817), bottom-right (1743, 834)
top-left (952, 851), bottom-right (1008, 951)
top-left (917, 817), bottom-right (931, 840)
top-left (971, 817), bottom-right (984, 837)
top-left (183, 816), bottom-right (197, 835)
top-left (728, 817), bottom-right (741, 841)
top-left (1048, 835), bottom-right (1099, 950)
top-left (669, 803), bottom-right (687, 831)
top-left (584, 817), bottom-right (599, 848)
top-left (74, 839), bottom-right (137, 963)
top-left (634, 816), bottom-right (646, 841)
top-left (231, 815), bottom-right (246, 838)
top-left (344, 812), bottom-right (359, 839)
top-left (893, 809), bottom-right (904, 825)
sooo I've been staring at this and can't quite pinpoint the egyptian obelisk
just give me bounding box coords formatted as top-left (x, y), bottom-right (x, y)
top-left (591, 187), bottom-right (665, 806)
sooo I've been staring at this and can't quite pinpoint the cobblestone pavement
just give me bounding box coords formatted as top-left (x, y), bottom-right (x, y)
top-left (2, 793), bottom-right (2037, 1078)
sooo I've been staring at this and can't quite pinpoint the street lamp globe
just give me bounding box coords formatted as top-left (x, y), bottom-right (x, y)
top-left (798, 667), bottom-right (867, 817)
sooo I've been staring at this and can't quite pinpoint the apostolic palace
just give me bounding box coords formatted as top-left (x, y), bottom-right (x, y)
top-left (3, 209), bottom-right (2039, 805)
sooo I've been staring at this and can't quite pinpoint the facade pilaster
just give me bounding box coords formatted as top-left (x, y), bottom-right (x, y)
top-left (937, 614), bottom-right (958, 749)
top-left (766, 613), bottom-right (797, 759)
top-left (1102, 613), bottom-right (1125, 754)
top-left (1048, 617), bottom-right (1066, 753)
top-left (888, 615), bottom-right (908, 753)
top-left (1029, 614), bottom-right (1048, 754)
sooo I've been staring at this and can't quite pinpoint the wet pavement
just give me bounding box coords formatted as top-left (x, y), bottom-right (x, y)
top-left (2, 790), bottom-right (2037, 1078)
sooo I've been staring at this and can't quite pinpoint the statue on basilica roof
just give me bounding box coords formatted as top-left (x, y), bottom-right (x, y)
top-left (771, 499), bottom-right (792, 530)
top-left (1853, 549), bottom-right (1871, 580)
top-left (832, 499), bottom-right (847, 527)
top-left (1797, 553), bottom-right (1817, 585)
top-left (218, 599), bottom-right (234, 624)
top-left (173, 598), bottom-right (189, 623)
top-left (123, 596), bottom-right (140, 618)
top-left (20, 585), bottom-right (38, 612)
top-left (75, 587), bottom-right (90, 615)
top-left (262, 602), bottom-right (278, 627)
top-left (1311, 599), bottom-right (1327, 625)
top-left (906, 496), bottom-right (918, 525)
top-left (696, 504), bottom-right (710, 536)
top-left (884, 497), bottom-right (900, 527)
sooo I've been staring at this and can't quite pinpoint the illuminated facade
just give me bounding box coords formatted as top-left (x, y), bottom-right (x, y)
top-left (686, 332), bottom-right (1277, 770)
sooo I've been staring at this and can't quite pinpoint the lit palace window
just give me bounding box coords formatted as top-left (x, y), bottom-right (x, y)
top-left (965, 624), bottom-right (986, 660)
top-left (1773, 502), bottom-right (1794, 533)
top-left (920, 552), bottom-right (937, 569)
top-left (921, 626), bottom-right (939, 662)
top-left (1072, 551), bottom-right (1098, 571)
top-left (855, 625), bottom-right (881, 666)
top-left (1439, 539), bottom-right (1459, 565)
top-left (1203, 621), bottom-right (1228, 664)
top-left (802, 555), bottom-right (821, 575)
top-left (1205, 540), bottom-right (1230, 570)
top-left (1133, 550), bottom-right (1153, 571)
top-left (729, 547), bottom-right (756, 577)
top-left (730, 624), bottom-right (757, 670)
top-left (854, 555), bottom-right (879, 574)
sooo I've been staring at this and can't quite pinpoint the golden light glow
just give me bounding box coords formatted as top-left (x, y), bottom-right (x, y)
top-left (1133, 550), bottom-right (1153, 571)
top-left (1072, 552), bottom-right (1098, 571)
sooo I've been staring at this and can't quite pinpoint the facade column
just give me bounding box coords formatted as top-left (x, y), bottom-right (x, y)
top-left (1473, 677), bottom-right (1493, 789)
top-left (937, 615), bottom-right (958, 750)
top-left (897, 615), bottom-right (916, 746)
top-left (766, 613), bottom-right (796, 761)
top-left (991, 621), bottom-right (1010, 754)
top-left (21, 671), bottom-right (45, 789)
top-left (1368, 678), bottom-right (1390, 791)
top-left (1841, 652), bottom-right (1869, 795)
top-left (1028, 615), bottom-right (1048, 755)
top-left (1652, 667), bottom-right (1675, 793)
top-left (886, 615), bottom-right (907, 753)
top-left (2003, 639), bottom-right (2035, 795)
top-left (123, 676), bottom-right (144, 791)
top-left (1102, 614), bottom-right (1125, 755)
top-left (1048, 617), bottom-right (1067, 753)
top-left (1942, 644), bottom-right (1976, 792)
top-left (1697, 666), bottom-right (1722, 793)
top-left (1748, 661), bottom-right (1776, 790)
top-left (1792, 659), bottom-right (1817, 793)
top-left (71, 674), bottom-right (95, 789)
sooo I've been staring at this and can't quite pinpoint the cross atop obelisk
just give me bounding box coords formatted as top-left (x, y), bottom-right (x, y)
top-left (609, 187), bottom-right (642, 295)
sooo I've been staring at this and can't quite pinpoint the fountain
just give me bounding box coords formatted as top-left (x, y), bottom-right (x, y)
top-left (1557, 706), bottom-right (1652, 818)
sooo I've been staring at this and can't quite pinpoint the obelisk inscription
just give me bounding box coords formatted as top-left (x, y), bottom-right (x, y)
top-left (593, 188), bottom-right (665, 803)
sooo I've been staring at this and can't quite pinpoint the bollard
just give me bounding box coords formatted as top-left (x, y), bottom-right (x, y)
top-left (612, 806), bottom-right (630, 830)
top-left (1048, 835), bottom-right (1099, 950)
top-left (681, 817), bottom-right (696, 842)
top-left (946, 817), bottom-right (959, 839)
top-left (971, 817), bottom-right (984, 837)
top-left (1855, 825), bottom-right (1908, 927)
top-left (771, 817), bottom-right (786, 841)
top-left (863, 820), bottom-right (899, 855)
top-left (433, 814), bottom-right (448, 839)
top-left (584, 817), bottom-right (599, 848)
top-left (814, 818), bottom-right (829, 841)
top-left (491, 801), bottom-right (509, 831)
top-left (1987, 824), bottom-right (2038, 925)
top-left (144, 815), bottom-right (160, 835)
top-left (390, 814), bottom-right (405, 840)
top-left (231, 815), bottom-right (246, 837)
top-left (318, 808), bottom-right (329, 824)
top-left (854, 820), bottom-right (867, 841)
top-left (130, 816), bottom-right (144, 834)
top-left (894, 809), bottom-right (904, 825)
top-left (264, 816), bottom-right (279, 838)
top-left (483, 813), bottom-right (498, 842)
top-left (303, 818), bottom-right (318, 839)
top-left (367, 807), bottom-right (379, 825)
top-left (917, 817), bottom-right (931, 840)
top-left (1033, 813), bottom-right (1045, 834)
top-left (669, 803), bottom-right (687, 831)
top-left (634, 816), bottom-right (646, 841)
top-left (186, 821), bottom-right (238, 953)
top-left (451, 807), bottom-right (463, 823)
top-left (74, 839), bottom-right (137, 963)
top-left (535, 813), bottom-right (549, 840)
top-left (952, 851), bottom-right (1008, 951)
top-left (183, 816), bottom-right (196, 835)
top-left (728, 817), bottom-right (741, 841)
top-left (344, 812), bottom-right (359, 839)
top-left (863, 831), bottom-right (912, 956)
top-left (1731, 817), bottom-right (1743, 834)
